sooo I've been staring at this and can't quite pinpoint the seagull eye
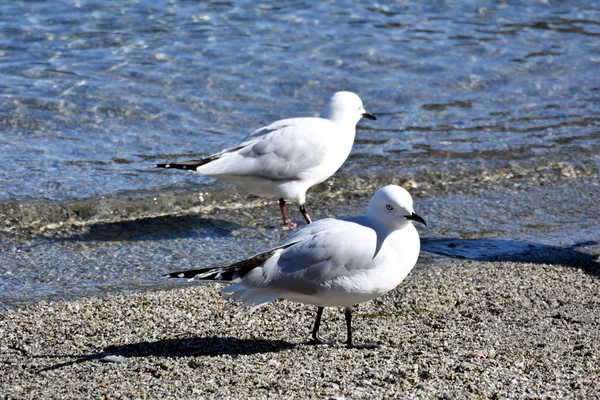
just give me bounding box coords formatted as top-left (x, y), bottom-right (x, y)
top-left (386, 204), bottom-right (393, 211)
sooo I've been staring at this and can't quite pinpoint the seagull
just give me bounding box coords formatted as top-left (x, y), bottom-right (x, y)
top-left (165, 185), bottom-right (426, 348)
top-left (154, 91), bottom-right (376, 228)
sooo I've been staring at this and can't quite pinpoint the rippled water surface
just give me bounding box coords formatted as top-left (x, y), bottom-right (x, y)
top-left (1, 0), bottom-right (599, 201)
top-left (1, 1), bottom-right (599, 307)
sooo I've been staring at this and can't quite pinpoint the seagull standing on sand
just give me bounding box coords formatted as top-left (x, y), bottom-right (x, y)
top-left (166, 185), bottom-right (426, 348)
top-left (155, 91), bottom-right (376, 228)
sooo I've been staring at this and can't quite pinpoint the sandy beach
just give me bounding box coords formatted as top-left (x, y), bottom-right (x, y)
top-left (1, 242), bottom-right (598, 399)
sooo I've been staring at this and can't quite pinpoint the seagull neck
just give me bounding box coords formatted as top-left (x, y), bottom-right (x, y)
top-left (374, 223), bottom-right (396, 239)
top-left (349, 215), bottom-right (396, 258)
top-left (371, 222), bottom-right (395, 258)
top-left (320, 112), bottom-right (357, 127)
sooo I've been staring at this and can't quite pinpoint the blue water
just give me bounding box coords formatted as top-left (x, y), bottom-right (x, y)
top-left (1, 0), bottom-right (598, 201)
top-left (0, 1), bottom-right (599, 308)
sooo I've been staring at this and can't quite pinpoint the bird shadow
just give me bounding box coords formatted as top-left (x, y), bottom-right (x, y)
top-left (422, 238), bottom-right (600, 277)
top-left (37, 336), bottom-right (296, 372)
top-left (53, 215), bottom-right (241, 242)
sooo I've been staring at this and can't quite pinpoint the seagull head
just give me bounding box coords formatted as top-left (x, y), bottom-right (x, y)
top-left (320, 91), bottom-right (377, 125)
top-left (366, 185), bottom-right (427, 230)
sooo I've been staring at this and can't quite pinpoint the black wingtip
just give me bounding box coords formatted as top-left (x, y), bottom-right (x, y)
top-left (164, 271), bottom-right (195, 279)
top-left (153, 160), bottom-right (212, 171)
top-left (164, 242), bottom-right (299, 282)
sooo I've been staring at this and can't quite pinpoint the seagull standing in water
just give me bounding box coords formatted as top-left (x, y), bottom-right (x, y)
top-left (155, 91), bottom-right (376, 228)
top-left (166, 185), bottom-right (426, 348)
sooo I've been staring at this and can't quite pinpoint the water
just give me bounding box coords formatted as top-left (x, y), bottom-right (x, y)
top-left (1, 1), bottom-right (599, 308)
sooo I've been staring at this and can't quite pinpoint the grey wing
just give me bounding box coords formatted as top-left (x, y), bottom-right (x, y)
top-left (205, 118), bottom-right (331, 180)
top-left (239, 117), bottom-right (307, 143)
top-left (266, 218), bottom-right (377, 289)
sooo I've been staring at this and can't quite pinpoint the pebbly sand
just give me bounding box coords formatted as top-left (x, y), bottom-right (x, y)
top-left (1, 162), bottom-right (599, 399)
top-left (1, 244), bottom-right (599, 399)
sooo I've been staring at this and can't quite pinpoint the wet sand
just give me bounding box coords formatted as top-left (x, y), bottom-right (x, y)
top-left (1, 244), bottom-right (599, 399)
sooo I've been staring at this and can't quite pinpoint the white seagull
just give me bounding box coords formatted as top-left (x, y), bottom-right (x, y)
top-left (166, 185), bottom-right (426, 348)
top-left (155, 91), bottom-right (376, 228)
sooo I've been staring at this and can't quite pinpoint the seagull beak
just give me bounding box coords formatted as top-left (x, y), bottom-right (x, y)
top-left (406, 212), bottom-right (427, 226)
top-left (362, 112), bottom-right (377, 120)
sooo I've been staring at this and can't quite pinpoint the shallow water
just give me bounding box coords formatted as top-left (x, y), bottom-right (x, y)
top-left (1, 182), bottom-right (598, 309)
top-left (1, 1), bottom-right (599, 308)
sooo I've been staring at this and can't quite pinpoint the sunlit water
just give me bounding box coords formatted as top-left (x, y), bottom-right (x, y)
top-left (1, 1), bottom-right (599, 308)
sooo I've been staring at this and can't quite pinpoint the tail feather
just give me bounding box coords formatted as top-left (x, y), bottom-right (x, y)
top-left (164, 241), bottom-right (298, 282)
top-left (222, 285), bottom-right (282, 312)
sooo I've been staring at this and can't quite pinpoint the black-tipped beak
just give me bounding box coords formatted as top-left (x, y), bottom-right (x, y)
top-left (406, 212), bottom-right (427, 226)
top-left (362, 112), bottom-right (377, 120)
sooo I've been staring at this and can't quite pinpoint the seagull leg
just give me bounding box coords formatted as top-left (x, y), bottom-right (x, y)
top-left (279, 199), bottom-right (297, 228)
top-left (299, 204), bottom-right (312, 224)
top-left (308, 307), bottom-right (334, 346)
top-left (345, 307), bottom-right (379, 349)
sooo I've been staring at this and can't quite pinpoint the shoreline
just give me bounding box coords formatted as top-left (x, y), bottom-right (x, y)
top-left (1, 174), bottom-right (599, 312)
top-left (1, 157), bottom-right (597, 239)
top-left (1, 245), bottom-right (599, 399)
